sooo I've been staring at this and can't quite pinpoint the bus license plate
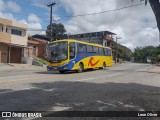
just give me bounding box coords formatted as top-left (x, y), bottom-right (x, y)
top-left (52, 67), bottom-right (57, 70)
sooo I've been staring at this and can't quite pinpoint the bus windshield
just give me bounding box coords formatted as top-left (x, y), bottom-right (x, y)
top-left (46, 42), bottom-right (68, 62)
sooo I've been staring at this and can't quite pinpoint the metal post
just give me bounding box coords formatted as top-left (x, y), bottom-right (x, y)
top-left (47, 2), bottom-right (56, 41)
top-left (8, 46), bottom-right (11, 63)
top-left (50, 6), bottom-right (52, 41)
top-left (0, 51), bottom-right (1, 63)
top-left (115, 37), bottom-right (117, 64)
top-left (115, 37), bottom-right (122, 64)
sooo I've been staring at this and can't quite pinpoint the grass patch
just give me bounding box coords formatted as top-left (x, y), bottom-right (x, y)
top-left (33, 57), bottom-right (46, 65)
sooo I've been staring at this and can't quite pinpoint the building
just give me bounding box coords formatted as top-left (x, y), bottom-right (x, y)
top-left (24, 38), bottom-right (39, 58)
top-left (31, 34), bottom-right (50, 42)
top-left (30, 35), bottom-right (48, 58)
top-left (68, 31), bottom-right (116, 48)
top-left (22, 35), bottom-right (48, 64)
top-left (24, 37), bottom-right (47, 59)
top-left (0, 18), bottom-right (28, 63)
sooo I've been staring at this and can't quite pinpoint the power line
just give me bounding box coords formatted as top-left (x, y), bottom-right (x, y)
top-left (60, 3), bottom-right (144, 18)
top-left (56, 3), bottom-right (145, 34)
top-left (6, 28), bottom-right (47, 31)
top-left (27, 29), bottom-right (47, 31)
top-left (0, 2), bottom-right (145, 34)
top-left (1, 3), bottom-right (144, 20)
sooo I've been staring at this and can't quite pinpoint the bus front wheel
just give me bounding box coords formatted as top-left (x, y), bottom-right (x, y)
top-left (59, 70), bottom-right (65, 73)
top-left (77, 63), bottom-right (84, 73)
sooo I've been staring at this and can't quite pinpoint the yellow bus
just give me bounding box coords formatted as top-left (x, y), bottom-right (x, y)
top-left (46, 39), bottom-right (112, 73)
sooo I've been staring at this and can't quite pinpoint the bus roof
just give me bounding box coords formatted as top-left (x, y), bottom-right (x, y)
top-left (48, 39), bottom-right (112, 49)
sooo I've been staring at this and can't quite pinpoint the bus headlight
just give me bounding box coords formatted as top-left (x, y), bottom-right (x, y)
top-left (63, 67), bottom-right (68, 69)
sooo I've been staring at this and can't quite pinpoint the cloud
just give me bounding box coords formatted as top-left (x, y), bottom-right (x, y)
top-left (19, 19), bottom-right (28, 24)
top-left (0, 12), bottom-right (16, 21)
top-left (0, 0), bottom-right (159, 49)
top-left (0, 0), bottom-right (20, 20)
top-left (0, 0), bottom-right (45, 35)
top-left (28, 13), bottom-right (41, 23)
top-left (0, 0), bottom-right (5, 11)
top-left (7, 1), bottom-right (21, 13)
top-left (32, 0), bottom-right (48, 9)
top-left (59, 0), bottom-right (159, 50)
top-left (27, 13), bottom-right (45, 35)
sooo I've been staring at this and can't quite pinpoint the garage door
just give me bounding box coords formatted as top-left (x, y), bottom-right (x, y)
top-left (10, 47), bottom-right (22, 63)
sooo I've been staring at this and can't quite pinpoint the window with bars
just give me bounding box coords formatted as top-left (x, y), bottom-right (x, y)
top-left (0, 25), bottom-right (3, 32)
top-left (11, 29), bottom-right (22, 36)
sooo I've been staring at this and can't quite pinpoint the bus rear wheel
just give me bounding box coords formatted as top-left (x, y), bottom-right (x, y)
top-left (102, 62), bottom-right (106, 69)
top-left (99, 62), bottom-right (106, 69)
top-left (77, 63), bottom-right (84, 73)
top-left (59, 70), bottom-right (65, 73)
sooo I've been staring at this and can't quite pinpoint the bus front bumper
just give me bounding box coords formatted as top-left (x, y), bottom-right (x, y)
top-left (47, 66), bottom-right (69, 71)
top-left (47, 66), bottom-right (58, 71)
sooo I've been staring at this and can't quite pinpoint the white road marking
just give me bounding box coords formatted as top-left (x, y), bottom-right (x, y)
top-left (43, 88), bottom-right (55, 92)
top-left (74, 78), bottom-right (95, 81)
top-left (0, 73), bottom-right (122, 94)
top-left (108, 73), bottom-right (121, 77)
top-left (97, 100), bottom-right (117, 107)
top-left (0, 87), bottom-right (36, 95)
top-left (74, 73), bottom-right (122, 81)
top-left (0, 87), bottom-right (56, 95)
top-left (0, 74), bottom-right (48, 81)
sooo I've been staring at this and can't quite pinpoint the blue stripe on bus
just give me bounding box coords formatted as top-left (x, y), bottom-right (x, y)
top-left (59, 53), bottom-right (111, 70)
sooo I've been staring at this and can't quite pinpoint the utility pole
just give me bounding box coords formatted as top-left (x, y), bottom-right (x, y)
top-left (115, 37), bottom-right (122, 64)
top-left (47, 2), bottom-right (56, 41)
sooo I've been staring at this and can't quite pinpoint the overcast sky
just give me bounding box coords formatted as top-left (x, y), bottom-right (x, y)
top-left (0, 0), bottom-right (159, 50)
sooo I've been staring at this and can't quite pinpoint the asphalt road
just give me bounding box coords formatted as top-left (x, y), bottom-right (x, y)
top-left (0, 63), bottom-right (160, 120)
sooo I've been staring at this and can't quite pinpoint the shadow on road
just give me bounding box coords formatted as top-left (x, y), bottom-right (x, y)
top-left (0, 82), bottom-right (160, 120)
top-left (35, 69), bottom-right (97, 75)
top-left (0, 89), bottom-right (12, 92)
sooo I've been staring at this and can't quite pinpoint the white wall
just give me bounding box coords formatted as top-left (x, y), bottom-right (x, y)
top-left (6, 21), bottom-right (28, 46)
top-left (103, 40), bottom-right (107, 47)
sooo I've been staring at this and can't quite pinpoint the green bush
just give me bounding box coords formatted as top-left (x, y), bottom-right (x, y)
top-left (33, 57), bottom-right (46, 65)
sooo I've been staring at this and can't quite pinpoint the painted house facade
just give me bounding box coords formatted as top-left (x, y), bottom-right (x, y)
top-left (24, 37), bottom-right (47, 59)
top-left (0, 18), bottom-right (28, 63)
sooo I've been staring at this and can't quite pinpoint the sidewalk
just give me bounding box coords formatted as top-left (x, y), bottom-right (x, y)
top-left (0, 63), bottom-right (46, 72)
top-left (146, 65), bottom-right (160, 74)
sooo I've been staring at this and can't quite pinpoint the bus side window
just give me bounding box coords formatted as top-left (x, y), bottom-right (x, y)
top-left (108, 49), bottom-right (111, 55)
top-left (70, 42), bottom-right (75, 59)
top-left (93, 46), bottom-right (98, 54)
top-left (103, 48), bottom-right (108, 55)
top-left (87, 45), bottom-right (93, 53)
top-left (77, 43), bottom-right (87, 53)
top-left (99, 47), bottom-right (103, 54)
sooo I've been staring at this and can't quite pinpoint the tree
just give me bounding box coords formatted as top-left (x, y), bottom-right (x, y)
top-left (133, 46), bottom-right (160, 63)
top-left (132, 0), bottom-right (160, 34)
top-left (46, 23), bottom-right (66, 40)
top-left (114, 43), bottom-right (133, 61)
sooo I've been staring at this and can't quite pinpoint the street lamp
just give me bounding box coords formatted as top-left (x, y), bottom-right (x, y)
top-left (116, 37), bottom-right (122, 43)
